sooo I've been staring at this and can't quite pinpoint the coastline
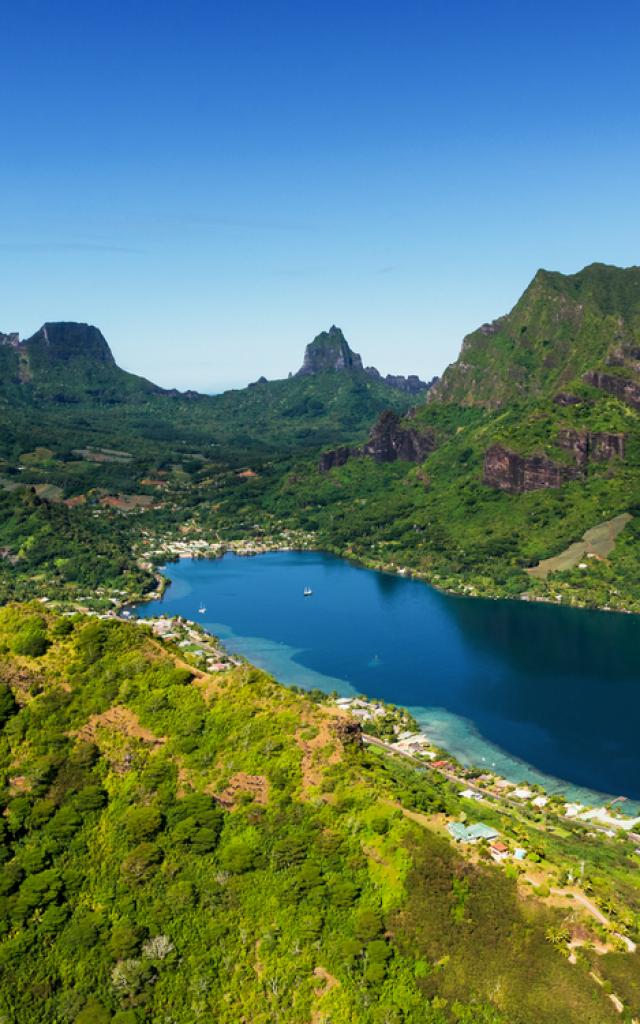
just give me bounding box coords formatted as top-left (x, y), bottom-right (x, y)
top-left (129, 549), bottom-right (640, 821)
top-left (130, 525), bottom-right (640, 620)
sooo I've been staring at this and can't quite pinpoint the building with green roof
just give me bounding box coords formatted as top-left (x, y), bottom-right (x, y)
top-left (447, 821), bottom-right (500, 843)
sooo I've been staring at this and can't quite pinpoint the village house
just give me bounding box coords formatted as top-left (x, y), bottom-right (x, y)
top-left (447, 822), bottom-right (500, 844)
top-left (489, 840), bottom-right (509, 862)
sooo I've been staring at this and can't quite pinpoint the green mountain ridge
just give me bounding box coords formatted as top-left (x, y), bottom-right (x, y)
top-left (3, 262), bottom-right (640, 614)
top-left (432, 262), bottom-right (640, 409)
top-left (0, 323), bottom-right (421, 462)
top-left (0, 604), bottom-right (637, 1023)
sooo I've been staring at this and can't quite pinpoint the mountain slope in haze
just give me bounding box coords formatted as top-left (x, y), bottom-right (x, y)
top-left (0, 322), bottom-right (162, 403)
top-left (0, 322), bottom-right (426, 458)
top-left (296, 324), bottom-right (435, 395)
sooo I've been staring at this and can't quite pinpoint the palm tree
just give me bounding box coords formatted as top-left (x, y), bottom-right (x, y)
top-left (545, 924), bottom-right (570, 948)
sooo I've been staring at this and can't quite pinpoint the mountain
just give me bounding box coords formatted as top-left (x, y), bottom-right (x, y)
top-left (0, 320), bottom-right (424, 473)
top-left (0, 322), bottom-right (161, 403)
top-left (295, 324), bottom-right (435, 395)
top-left (431, 263), bottom-right (640, 408)
top-left (295, 325), bottom-right (365, 375)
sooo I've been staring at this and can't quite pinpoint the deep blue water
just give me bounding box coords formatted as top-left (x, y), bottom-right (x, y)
top-left (133, 551), bottom-right (640, 808)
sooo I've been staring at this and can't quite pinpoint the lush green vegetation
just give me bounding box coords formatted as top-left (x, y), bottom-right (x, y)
top-left (4, 264), bottom-right (640, 615)
top-left (0, 605), bottom-right (635, 1023)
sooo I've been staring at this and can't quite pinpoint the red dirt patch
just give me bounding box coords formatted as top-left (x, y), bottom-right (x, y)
top-left (76, 706), bottom-right (166, 747)
top-left (100, 494), bottom-right (155, 512)
top-left (8, 775), bottom-right (30, 794)
top-left (296, 705), bottom-right (353, 797)
top-left (214, 772), bottom-right (269, 809)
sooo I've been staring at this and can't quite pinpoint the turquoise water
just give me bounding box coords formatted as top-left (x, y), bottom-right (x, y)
top-left (133, 551), bottom-right (640, 810)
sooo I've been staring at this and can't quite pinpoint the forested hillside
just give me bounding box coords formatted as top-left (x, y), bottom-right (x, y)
top-left (0, 605), bottom-right (635, 1023)
top-left (246, 263), bottom-right (640, 613)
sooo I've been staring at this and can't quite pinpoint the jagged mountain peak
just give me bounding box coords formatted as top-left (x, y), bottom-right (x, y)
top-left (296, 326), bottom-right (364, 376)
top-left (294, 325), bottom-right (435, 395)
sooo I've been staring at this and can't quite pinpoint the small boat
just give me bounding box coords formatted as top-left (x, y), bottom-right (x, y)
top-left (198, 605), bottom-right (206, 614)
top-left (303, 587), bottom-right (313, 597)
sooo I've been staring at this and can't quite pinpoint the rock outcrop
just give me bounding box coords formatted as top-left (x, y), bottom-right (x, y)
top-left (318, 446), bottom-right (354, 472)
top-left (483, 445), bottom-right (579, 493)
top-left (484, 429), bottom-right (625, 493)
top-left (556, 429), bottom-right (625, 466)
top-left (362, 410), bottom-right (437, 463)
top-left (365, 367), bottom-right (437, 395)
top-left (584, 370), bottom-right (640, 410)
top-left (0, 331), bottom-right (19, 347)
top-left (25, 322), bottom-right (117, 366)
top-left (295, 325), bottom-right (433, 394)
top-left (553, 392), bottom-right (582, 406)
top-left (319, 410), bottom-right (437, 472)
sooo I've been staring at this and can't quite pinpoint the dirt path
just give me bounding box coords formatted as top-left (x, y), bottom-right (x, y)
top-left (532, 883), bottom-right (637, 953)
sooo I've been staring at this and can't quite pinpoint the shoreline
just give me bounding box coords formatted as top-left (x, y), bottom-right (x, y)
top-left (129, 549), bottom-right (640, 821)
top-left (130, 528), bottom-right (640, 621)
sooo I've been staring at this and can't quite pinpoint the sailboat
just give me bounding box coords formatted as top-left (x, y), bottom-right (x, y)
top-left (198, 604), bottom-right (206, 614)
top-left (303, 586), bottom-right (313, 597)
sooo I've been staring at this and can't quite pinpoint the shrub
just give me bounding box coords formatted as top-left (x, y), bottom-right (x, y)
top-left (12, 629), bottom-right (48, 658)
top-left (109, 922), bottom-right (144, 960)
top-left (0, 684), bottom-right (18, 726)
top-left (217, 838), bottom-right (257, 874)
top-left (74, 785), bottom-right (107, 814)
top-left (124, 805), bottom-right (163, 843)
top-left (39, 903), bottom-right (69, 934)
top-left (121, 843), bottom-right (162, 883)
top-left (75, 998), bottom-right (111, 1024)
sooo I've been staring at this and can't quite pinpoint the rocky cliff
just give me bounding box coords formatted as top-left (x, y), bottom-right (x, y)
top-left (295, 325), bottom-right (433, 395)
top-left (320, 410), bottom-right (437, 472)
top-left (362, 409), bottom-right (437, 463)
top-left (483, 445), bottom-right (579, 493)
top-left (556, 429), bottom-right (625, 466)
top-left (0, 321), bottom-right (163, 400)
top-left (584, 370), bottom-right (640, 410)
top-left (484, 429), bottom-right (625, 493)
top-left (319, 446), bottom-right (355, 472)
top-left (365, 367), bottom-right (437, 395)
top-left (296, 326), bottom-right (364, 376)
top-left (431, 263), bottom-right (640, 409)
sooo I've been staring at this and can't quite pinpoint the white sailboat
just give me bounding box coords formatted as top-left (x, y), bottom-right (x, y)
top-left (303, 586), bottom-right (313, 597)
top-left (198, 604), bottom-right (206, 614)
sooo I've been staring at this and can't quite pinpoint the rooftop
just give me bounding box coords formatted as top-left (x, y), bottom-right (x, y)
top-left (447, 821), bottom-right (500, 843)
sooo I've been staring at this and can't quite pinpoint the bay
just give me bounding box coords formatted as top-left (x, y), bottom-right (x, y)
top-left (133, 551), bottom-right (640, 809)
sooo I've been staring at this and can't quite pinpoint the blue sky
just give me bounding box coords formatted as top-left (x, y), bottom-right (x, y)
top-left (1, 0), bottom-right (639, 391)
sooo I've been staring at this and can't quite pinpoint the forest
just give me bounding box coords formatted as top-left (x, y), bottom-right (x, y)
top-left (0, 604), bottom-right (637, 1022)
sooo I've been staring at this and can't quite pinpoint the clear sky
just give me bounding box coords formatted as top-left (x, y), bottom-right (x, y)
top-left (1, 1), bottom-right (639, 391)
